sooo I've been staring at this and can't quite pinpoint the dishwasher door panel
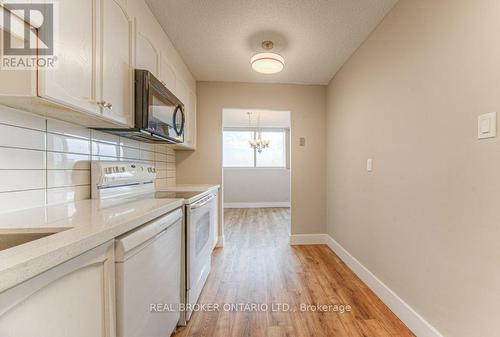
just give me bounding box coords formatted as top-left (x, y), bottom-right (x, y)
top-left (115, 219), bottom-right (182, 337)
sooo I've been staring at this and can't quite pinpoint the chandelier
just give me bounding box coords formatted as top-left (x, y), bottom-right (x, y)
top-left (247, 112), bottom-right (270, 153)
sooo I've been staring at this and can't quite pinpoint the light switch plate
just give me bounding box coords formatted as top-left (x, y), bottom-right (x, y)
top-left (367, 158), bottom-right (373, 172)
top-left (478, 112), bottom-right (496, 139)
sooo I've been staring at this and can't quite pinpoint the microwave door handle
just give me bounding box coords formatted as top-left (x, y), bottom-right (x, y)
top-left (191, 195), bottom-right (215, 209)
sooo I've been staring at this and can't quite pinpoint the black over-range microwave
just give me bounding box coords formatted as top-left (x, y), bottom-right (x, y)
top-left (96, 69), bottom-right (185, 143)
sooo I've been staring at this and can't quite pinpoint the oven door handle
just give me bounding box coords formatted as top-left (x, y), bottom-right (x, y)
top-left (191, 194), bottom-right (215, 209)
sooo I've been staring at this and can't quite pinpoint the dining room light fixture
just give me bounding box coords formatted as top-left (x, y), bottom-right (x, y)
top-left (247, 112), bottom-right (270, 153)
top-left (251, 41), bottom-right (285, 74)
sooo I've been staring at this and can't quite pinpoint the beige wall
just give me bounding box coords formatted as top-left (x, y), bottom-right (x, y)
top-left (224, 168), bottom-right (291, 205)
top-left (176, 81), bottom-right (326, 235)
top-left (326, 0), bottom-right (500, 336)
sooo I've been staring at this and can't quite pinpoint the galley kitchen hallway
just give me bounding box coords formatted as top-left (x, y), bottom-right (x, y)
top-left (173, 208), bottom-right (414, 337)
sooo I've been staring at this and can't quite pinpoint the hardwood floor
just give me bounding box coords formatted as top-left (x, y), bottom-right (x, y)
top-left (173, 208), bottom-right (414, 337)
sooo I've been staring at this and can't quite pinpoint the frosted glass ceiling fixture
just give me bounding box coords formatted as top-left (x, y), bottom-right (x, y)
top-left (247, 112), bottom-right (270, 153)
top-left (251, 41), bottom-right (285, 74)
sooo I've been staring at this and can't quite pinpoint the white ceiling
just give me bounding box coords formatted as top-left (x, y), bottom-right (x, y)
top-left (223, 109), bottom-right (290, 128)
top-left (145, 0), bottom-right (397, 85)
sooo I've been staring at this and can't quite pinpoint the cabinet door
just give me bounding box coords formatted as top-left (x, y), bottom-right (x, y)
top-left (174, 78), bottom-right (196, 149)
top-left (160, 54), bottom-right (176, 93)
top-left (101, 0), bottom-right (134, 126)
top-left (38, 0), bottom-right (99, 115)
top-left (0, 241), bottom-right (116, 337)
top-left (186, 89), bottom-right (197, 148)
top-left (136, 31), bottom-right (159, 76)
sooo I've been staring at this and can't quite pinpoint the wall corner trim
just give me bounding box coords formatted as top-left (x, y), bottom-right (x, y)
top-left (324, 235), bottom-right (444, 337)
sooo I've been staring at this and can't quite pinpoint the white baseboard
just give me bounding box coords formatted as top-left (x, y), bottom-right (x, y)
top-left (324, 235), bottom-right (443, 337)
top-left (289, 233), bottom-right (328, 245)
top-left (224, 202), bottom-right (291, 209)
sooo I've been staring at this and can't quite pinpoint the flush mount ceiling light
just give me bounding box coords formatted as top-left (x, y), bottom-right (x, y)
top-left (251, 41), bottom-right (285, 74)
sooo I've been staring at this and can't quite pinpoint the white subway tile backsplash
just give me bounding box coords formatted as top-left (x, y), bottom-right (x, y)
top-left (47, 118), bottom-right (90, 139)
top-left (0, 106), bottom-right (177, 210)
top-left (91, 155), bottom-right (119, 162)
top-left (121, 146), bottom-right (141, 160)
top-left (119, 137), bottom-right (141, 149)
top-left (140, 149), bottom-right (155, 161)
top-left (0, 170), bottom-right (46, 192)
top-left (0, 189), bottom-right (46, 213)
top-left (47, 152), bottom-right (90, 170)
top-left (154, 143), bottom-right (168, 154)
top-left (47, 133), bottom-right (91, 154)
top-left (47, 170), bottom-right (90, 188)
top-left (91, 130), bottom-right (119, 144)
top-left (155, 161), bottom-right (168, 170)
top-left (92, 141), bottom-right (120, 157)
top-left (0, 105), bottom-right (46, 130)
top-left (0, 124), bottom-right (46, 150)
top-left (156, 170), bottom-right (167, 179)
top-left (0, 148), bottom-right (46, 169)
top-left (155, 178), bottom-right (175, 188)
top-left (140, 142), bottom-right (155, 152)
top-left (155, 152), bottom-right (168, 162)
top-left (47, 185), bottom-right (91, 205)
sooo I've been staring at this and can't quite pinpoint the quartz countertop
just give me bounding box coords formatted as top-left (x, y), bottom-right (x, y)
top-left (0, 197), bottom-right (183, 292)
top-left (157, 184), bottom-right (220, 192)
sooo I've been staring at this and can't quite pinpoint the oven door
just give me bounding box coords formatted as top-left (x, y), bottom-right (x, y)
top-left (185, 193), bottom-right (216, 320)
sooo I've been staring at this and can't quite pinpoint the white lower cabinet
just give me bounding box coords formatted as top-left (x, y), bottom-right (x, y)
top-left (0, 241), bottom-right (116, 337)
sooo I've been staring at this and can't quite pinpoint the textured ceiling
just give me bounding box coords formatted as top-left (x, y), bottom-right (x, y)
top-left (145, 0), bottom-right (398, 85)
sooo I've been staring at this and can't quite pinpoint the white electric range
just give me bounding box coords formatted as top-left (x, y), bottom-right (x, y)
top-left (91, 161), bottom-right (217, 331)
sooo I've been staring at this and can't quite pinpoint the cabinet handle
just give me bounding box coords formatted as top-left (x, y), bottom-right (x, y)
top-left (97, 101), bottom-right (113, 110)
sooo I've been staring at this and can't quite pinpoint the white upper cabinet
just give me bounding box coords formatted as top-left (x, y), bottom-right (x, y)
top-left (39, 0), bottom-right (99, 115)
top-left (186, 89), bottom-right (197, 149)
top-left (160, 53), bottom-right (176, 94)
top-left (175, 78), bottom-right (189, 112)
top-left (101, 0), bottom-right (134, 126)
top-left (136, 31), bottom-right (160, 77)
top-left (0, 1), bottom-right (196, 140)
top-left (174, 78), bottom-right (196, 150)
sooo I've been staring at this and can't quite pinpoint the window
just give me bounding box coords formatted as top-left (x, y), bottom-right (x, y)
top-left (223, 129), bottom-right (287, 168)
top-left (223, 130), bottom-right (254, 167)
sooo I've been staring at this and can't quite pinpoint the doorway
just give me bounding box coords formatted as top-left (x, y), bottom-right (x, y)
top-left (221, 108), bottom-right (291, 238)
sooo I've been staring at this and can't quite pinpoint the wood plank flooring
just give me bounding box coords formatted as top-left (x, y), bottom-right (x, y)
top-left (173, 208), bottom-right (414, 337)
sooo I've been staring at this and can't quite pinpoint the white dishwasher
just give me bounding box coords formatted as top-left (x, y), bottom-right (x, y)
top-left (115, 208), bottom-right (183, 337)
